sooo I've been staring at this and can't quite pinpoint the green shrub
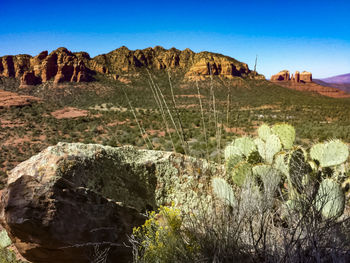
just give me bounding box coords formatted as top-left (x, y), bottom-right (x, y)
top-left (130, 204), bottom-right (198, 263)
top-left (0, 248), bottom-right (24, 263)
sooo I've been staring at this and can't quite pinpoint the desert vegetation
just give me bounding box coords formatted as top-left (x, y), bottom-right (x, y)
top-left (1, 67), bottom-right (350, 262)
top-left (129, 124), bottom-right (350, 262)
top-left (1, 70), bottom-right (350, 184)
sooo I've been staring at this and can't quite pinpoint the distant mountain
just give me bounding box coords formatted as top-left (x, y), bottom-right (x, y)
top-left (314, 78), bottom-right (350, 93)
top-left (320, 73), bottom-right (350, 84)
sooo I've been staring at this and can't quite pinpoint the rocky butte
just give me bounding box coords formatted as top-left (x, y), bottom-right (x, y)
top-left (270, 70), bottom-right (312, 83)
top-left (270, 70), bottom-right (350, 98)
top-left (0, 46), bottom-right (264, 87)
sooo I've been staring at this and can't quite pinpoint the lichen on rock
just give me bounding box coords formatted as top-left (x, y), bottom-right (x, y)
top-left (0, 142), bottom-right (224, 263)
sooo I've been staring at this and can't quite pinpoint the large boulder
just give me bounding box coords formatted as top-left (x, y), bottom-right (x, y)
top-left (0, 143), bottom-right (222, 263)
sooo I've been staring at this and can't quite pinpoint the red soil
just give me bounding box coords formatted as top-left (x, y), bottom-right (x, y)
top-left (0, 89), bottom-right (41, 108)
top-left (271, 81), bottom-right (350, 98)
top-left (51, 107), bottom-right (88, 119)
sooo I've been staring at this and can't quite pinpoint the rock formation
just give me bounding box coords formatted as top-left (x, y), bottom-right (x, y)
top-left (271, 70), bottom-right (312, 83)
top-left (0, 48), bottom-right (91, 86)
top-left (20, 71), bottom-right (41, 86)
top-left (300, 71), bottom-right (312, 82)
top-left (270, 70), bottom-right (349, 98)
top-left (0, 143), bottom-right (223, 263)
top-left (0, 46), bottom-right (264, 86)
top-left (270, 70), bottom-right (290, 81)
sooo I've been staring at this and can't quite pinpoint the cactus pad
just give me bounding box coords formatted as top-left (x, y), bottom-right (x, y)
top-left (212, 177), bottom-right (235, 206)
top-left (310, 140), bottom-right (349, 167)
top-left (272, 123), bottom-right (295, 150)
top-left (233, 137), bottom-right (256, 157)
top-left (315, 178), bottom-right (345, 219)
top-left (258, 124), bottom-right (272, 141)
top-left (232, 162), bottom-right (252, 187)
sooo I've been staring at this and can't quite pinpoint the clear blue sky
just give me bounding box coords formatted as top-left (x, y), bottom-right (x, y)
top-left (0, 0), bottom-right (349, 78)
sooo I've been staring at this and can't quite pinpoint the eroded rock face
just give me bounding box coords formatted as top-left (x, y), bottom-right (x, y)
top-left (91, 46), bottom-right (262, 79)
top-left (20, 71), bottom-right (41, 86)
top-left (271, 70), bottom-right (312, 83)
top-left (300, 71), bottom-right (312, 82)
top-left (0, 143), bottom-right (223, 263)
top-left (0, 46), bottom-right (265, 85)
top-left (0, 48), bottom-right (91, 86)
top-left (270, 70), bottom-right (290, 81)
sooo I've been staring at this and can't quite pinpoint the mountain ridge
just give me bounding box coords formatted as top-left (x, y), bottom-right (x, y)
top-left (319, 73), bottom-right (350, 84)
top-left (0, 46), bottom-right (264, 86)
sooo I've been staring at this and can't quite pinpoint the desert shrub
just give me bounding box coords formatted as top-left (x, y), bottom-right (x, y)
top-left (0, 248), bottom-right (20, 263)
top-left (129, 204), bottom-right (198, 263)
top-left (130, 123), bottom-right (350, 262)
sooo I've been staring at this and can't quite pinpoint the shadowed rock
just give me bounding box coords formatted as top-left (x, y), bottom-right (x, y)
top-left (0, 143), bottom-right (223, 263)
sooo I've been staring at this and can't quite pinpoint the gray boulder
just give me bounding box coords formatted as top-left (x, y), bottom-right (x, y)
top-left (0, 143), bottom-right (223, 263)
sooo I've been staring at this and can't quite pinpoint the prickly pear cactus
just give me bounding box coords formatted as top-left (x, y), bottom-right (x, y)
top-left (315, 178), bottom-right (345, 219)
top-left (233, 137), bottom-right (256, 157)
top-left (271, 123), bottom-right (295, 150)
top-left (224, 145), bottom-right (241, 160)
top-left (273, 153), bottom-right (289, 177)
top-left (258, 124), bottom-right (272, 141)
top-left (223, 123), bottom-right (349, 219)
top-left (225, 154), bottom-right (243, 174)
top-left (231, 162), bottom-right (252, 187)
top-left (310, 139), bottom-right (349, 168)
top-left (212, 177), bottom-right (235, 206)
top-left (255, 134), bottom-right (281, 164)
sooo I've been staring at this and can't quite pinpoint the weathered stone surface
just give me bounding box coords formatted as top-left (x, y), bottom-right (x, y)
top-left (271, 70), bottom-right (312, 83)
top-left (271, 70), bottom-right (290, 81)
top-left (0, 46), bottom-right (265, 85)
top-left (300, 71), bottom-right (312, 82)
top-left (0, 56), bottom-right (15, 77)
top-left (20, 71), bottom-right (41, 86)
top-left (91, 46), bottom-right (264, 79)
top-left (0, 48), bottom-right (91, 85)
top-left (0, 143), bottom-right (223, 263)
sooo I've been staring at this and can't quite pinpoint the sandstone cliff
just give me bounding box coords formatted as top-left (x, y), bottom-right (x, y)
top-left (0, 48), bottom-right (91, 86)
top-left (270, 70), bottom-right (290, 81)
top-left (271, 70), bottom-right (312, 83)
top-left (270, 70), bottom-right (349, 98)
top-left (91, 46), bottom-right (264, 80)
top-left (0, 46), bottom-right (264, 86)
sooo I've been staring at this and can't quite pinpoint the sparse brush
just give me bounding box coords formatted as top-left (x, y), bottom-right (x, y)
top-left (130, 123), bottom-right (350, 262)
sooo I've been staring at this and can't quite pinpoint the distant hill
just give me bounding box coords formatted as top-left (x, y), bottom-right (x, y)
top-left (320, 73), bottom-right (350, 84)
top-left (314, 78), bottom-right (350, 93)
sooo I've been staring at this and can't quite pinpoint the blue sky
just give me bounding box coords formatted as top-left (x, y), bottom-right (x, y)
top-left (0, 0), bottom-right (349, 78)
